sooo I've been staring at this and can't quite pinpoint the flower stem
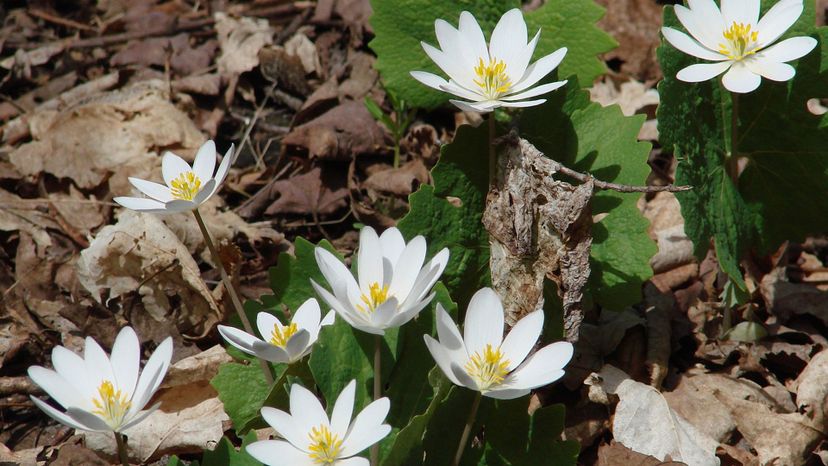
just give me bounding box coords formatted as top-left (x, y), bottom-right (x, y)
top-left (452, 392), bottom-right (482, 466)
top-left (192, 208), bottom-right (274, 385)
top-left (488, 113), bottom-right (496, 186)
top-left (370, 334), bottom-right (382, 466)
top-left (728, 92), bottom-right (740, 187)
top-left (114, 432), bottom-right (130, 466)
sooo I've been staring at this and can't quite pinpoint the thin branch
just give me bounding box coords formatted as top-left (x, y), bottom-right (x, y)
top-left (504, 135), bottom-right (693, 194)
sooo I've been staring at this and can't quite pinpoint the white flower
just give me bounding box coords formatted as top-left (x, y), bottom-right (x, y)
top-left (424, 288), bottom-right (573, 400)
top-left (114, 140), bottom-right (237, 213)
top-left (218, 298), bottom-right (335, 364)
top-left (411, 8), bottom-right (568, 113)
top-left (662, 0), bottom-right (817, 93)
top-left (27, 327), bottom-right (173, 432)
top-left (246, 380), bottom-right (391, 466)
top-left (312, 226), bottom-right (449, 335)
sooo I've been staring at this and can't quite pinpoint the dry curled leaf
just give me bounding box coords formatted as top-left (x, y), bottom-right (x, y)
top-left (215, 13), bottom-right (274, 76)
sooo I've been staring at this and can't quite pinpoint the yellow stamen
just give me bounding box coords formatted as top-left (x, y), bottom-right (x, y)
top-left (91, 380), bottom-right (132, 427)
top-left (169, 171), bottom-right (203, 201)
top-left (270, 322), bottom-right (299, 348)
top-left (307, 425), bottom-right (344, 464)
top-left (473, 57), bottom-right (512, 99)
top-left (357, 282), bottom-right (390, 314)
top-left (718, 21), bottom-right (760, 60)
top-left (465, 344), bottom-right (511, 391)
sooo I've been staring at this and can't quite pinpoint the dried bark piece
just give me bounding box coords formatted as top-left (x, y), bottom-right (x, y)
top-left (483, 136), bottom-right (592, 340)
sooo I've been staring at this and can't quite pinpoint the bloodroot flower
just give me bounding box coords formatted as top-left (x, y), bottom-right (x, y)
top-left (27, 327), bottom-right (173, 432)
top-left (218, 298), bottom-right (335, 364)
top-left (114, 140), bottom-right (237, 213)
top-left (312, 226), bottom-right (449, 335)
top-left (662, 0), bottom-right (817, 93)
top-left (411, 8), bottom-right (568, 112)
top-left (246, 380), bottom-right (391, 466)
top-left (424, 287), bottom-right (573, 399)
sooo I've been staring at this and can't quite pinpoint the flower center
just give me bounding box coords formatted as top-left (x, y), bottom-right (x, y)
top-left (473, 57), bottom-right (512, 100)
top-left (307, 425), bottom-right (344, 464)
top-left (270, 322), bottom-right (299, 348)
top-left (464, 344), bottom-right (511, 391)
top-left (169, 171), bottom-right (203, 201)
top-left (719, 21), bottom-right (759, 60)
top-left (357, 282), bottom-right (390, 314)
top-left (91, 380), bottom-right (132, 428)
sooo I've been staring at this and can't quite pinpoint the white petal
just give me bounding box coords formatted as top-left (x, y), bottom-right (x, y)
top-left (284, 330), bottom-right (311, 361)
top-left (251, 340), bottom-right (292, 364)
top-left (661, 27), bottom-right (728, 61)
top-left (483, 388), bottom-right (531, 400)
top-left (674, 3), bottom-right (726, 52)
top-left (388, 236), bottom-right (426, 301)
top-left (379, 227), bottom-right (406, 267)
top-left (489, 9), bottom-right (529, 83)
top-left (257, 312), bottom-right (282, 341)
top-left (191, 178), bottom-right (217, 206)
top-left (511, 48), bottom-right (567, 94)
top-left (113, 196), bottom-right (168, 213)
top-left (435, 305), bottom-right (466, 354)
top-left (261, 407), bottom-right (308, 449)
top-left (330, 380), bottom-right (356, 437)
top-left (421, 41), bottom-right (474, 89)
top-left (499, 310), bottom-right (544, 371)
top-left (65, 407), bottom-right (114, 432)
top-left (119, 402), bottom-right (160, 432)
top-left (110, 327), bottom-right (140, 398)
top-left (246, 439), bottom-right (316, 466)
top-left (721, 61), bottom-right (762, 93)
top-left (758, 36), bottom-right (817, 63)
top-left (128, 178), bottom-right (173, 202)
top-left (458, 11), bottom-right (489, 63)
top-left (463, 288), bottom-right (505, 355)
top-left (311, 279), bottom-right (364, 328)
top-left (29, 397), bottom-right (95, 432)
top-left (498, 99), bottom-right (547, 108)
top-left (315, 248), bottom-right (360, 303)
top-left (209, 143), bottom-right (236, 197)
top-left (218, 325), bottom-right (261, 355)
top-left (292, 298), bottom-right (322, 336)
top-left (341, 398), bottom-right (390, 457)
top-left (449, 99), bottom-right (499, 113)
top-left (161, 151), bottom-right (193, 187)
top-left (83, 336), bottom-right (115, 389)
top-left (337, 458), bottom-right (370, 466)
top-left (192, 140), bottom-right (217, 182)
top-left (756, 0), bottom-right (803, 47)
top-left (400, 250), bottom-right (448, 311)
top-left (321, 311), bottom-right (336, 326)
top-left (290, 384), bottom-right (329, 436)
top-left (721, 0), bottom-right (759, 26)
top-left (423, 335), bottom-right (463, 386)
top-left (676, 61), bottom-right (732, 82)
top-left (129, 337), bottom-right (172, 416)
top-left (504, 341), bottom-right (573, 390)
top-left (357, 227), bottom-right (384, 292)
top-left (410, 70), bottom-right (450, 93)
top-left (745, 57), bottom-right (795, 81)
top-left (27, 367), bottom-right (85, 410)
top-left (509, 30), bottom-right (541, 87)
top-left (163, 199), bottom-right (197, 212)
top-left (370, 297), bottom-right (399, 330)
top-left (501, 81), bottom-right (567, 102)
top-left (51, 346), bottom-right (94, 406)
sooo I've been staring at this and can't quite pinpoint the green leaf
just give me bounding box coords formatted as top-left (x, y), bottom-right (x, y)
top-left (483, 400), bottom-right (579, 465)
top-left (521, 80), bottom-right (657, 309)
top-left (210, 362), bottom-right (285, 433)
top-left (369, 0), bottom-right (615, 109)
top-left (201, 432), bottom-right (261, 466)
top-left (398, 123), bottom-right (491, 308)
top-left (658, 1), bottom-right (828, 285)
top-left (165, 456), bottom-right (193, 466)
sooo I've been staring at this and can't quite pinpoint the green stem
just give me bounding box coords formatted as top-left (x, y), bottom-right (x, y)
top-left (728, 92), bottom-right (740, 187)
top-left (452, 392), bottom-right (482, 466)
top-left (370, 335), bottom-right (382, 466)
top-left (193, 208), bottom-right (274, 385)
top-left (488, 113), bottom-right (496, 186)
top-left (114, 432), bottom-right (130, 466)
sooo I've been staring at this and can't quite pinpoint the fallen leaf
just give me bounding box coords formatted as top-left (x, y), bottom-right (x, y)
top-left (282, 100), bottom-right (385, 159)
top-left (792, 348), bottom-right (828, 431)
top-left (587, 365), bottom-right (721, 466)
top-left (111, 34), bottom-right (218, 75)
top-left (597, 441), bottom-right (686, 466)
top-left (76, 210), bottom-right (221, 338)
top-left (761, 267), bottom-right (828, 327)
top-left (215, 13), bottom-right (274, 76)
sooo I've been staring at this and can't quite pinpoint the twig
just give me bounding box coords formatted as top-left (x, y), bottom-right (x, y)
top-left (507, 135), bottom-right (693, 193)
top-left (29, 9), bottom-right (97, 32)
top-left (0, 376), bottom-right (40, 396)
top-left (238, 82), bottom-right (278, 171)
